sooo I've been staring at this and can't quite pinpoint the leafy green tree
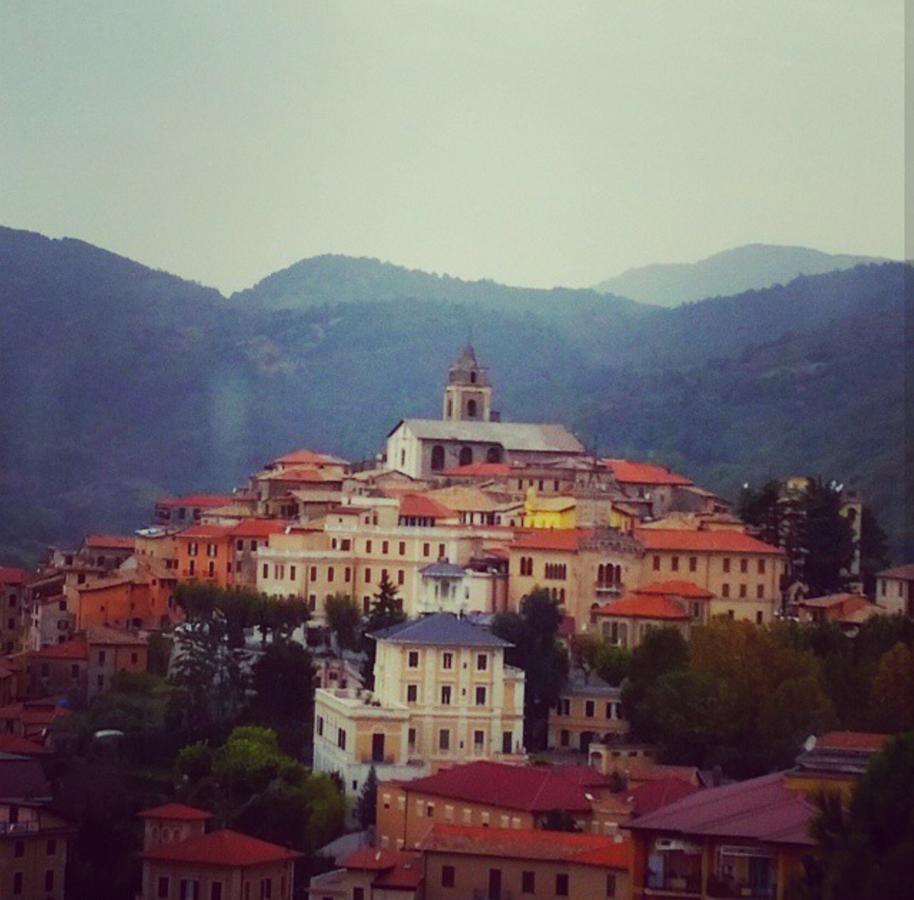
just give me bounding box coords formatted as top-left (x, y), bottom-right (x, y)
top-left (801, 480), bottom-right (856, 597)
top-left (325, 593), bottom-right (361, 655)
top-left (738, 479), bottom-right (783, 547)
top-left (594, 643), bottom-right (632, 687)
top-left (250, 640), bottom-right (315, 728)
top-left (622, 626), bottom-right (690, 729)
top-left (147, 632), bottom-right (173, 677)
top-left (859, 506), bottom-right (890, 597)
top-left (361, 573), bottom-right (406, 689)
top-left (356, 765), bottom-right (378, 830)
top-left (569, 632), bottom-right (604, 680)
top-left (871, 643), bottom-right (914, 732)
top-left (493, 589), bottom-right (568, 749)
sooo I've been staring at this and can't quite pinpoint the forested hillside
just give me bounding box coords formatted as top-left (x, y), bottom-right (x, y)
top-left (0, 226), bottom-right (908, 563)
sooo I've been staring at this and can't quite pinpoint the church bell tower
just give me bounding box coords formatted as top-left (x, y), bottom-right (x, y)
top-left (442, 344), bottom-right (495, 422)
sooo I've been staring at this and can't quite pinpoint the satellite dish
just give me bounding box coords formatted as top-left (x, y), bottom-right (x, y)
top-left (803, 734), bottom-right (817, 753)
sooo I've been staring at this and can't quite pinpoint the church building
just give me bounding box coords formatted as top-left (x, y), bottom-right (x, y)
top-left (386, 346), bottom-right (585, 479)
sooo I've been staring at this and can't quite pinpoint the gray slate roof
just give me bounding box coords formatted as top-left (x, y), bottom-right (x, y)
top-left (391, 419), bottom-right (585, 454)
top-left (372, 613), bottom-right (512, 648)
top-left (419, 561), bottom-right (467, 578)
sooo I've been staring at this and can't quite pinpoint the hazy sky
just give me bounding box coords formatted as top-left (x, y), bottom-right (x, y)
top-left (1, 1), bottom-right (905, 294)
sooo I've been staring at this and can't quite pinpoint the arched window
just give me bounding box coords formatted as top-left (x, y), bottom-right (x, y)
top-left (459, 446), bottom-right (473, 466)
top-left (467, 399), bottom-right (477, 418)
top-left (598, 564), bottom-right (605, 584)
top-left (486, 446), bottom-right (502, 463)
top-left (431, 445), bottom-right (445, 470)
top-left (615, 564), bottom-right (622, 584)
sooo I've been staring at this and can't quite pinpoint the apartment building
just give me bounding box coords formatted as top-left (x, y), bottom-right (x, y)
top-left (0, 801), bottom-right (73, 900)
top-left (548, 670), bottom-right (628, 753)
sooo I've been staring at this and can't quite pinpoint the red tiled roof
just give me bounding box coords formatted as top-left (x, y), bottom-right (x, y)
top-left (877, 564), bottom-right (914, 580)
top-left (399, 494), bottom-right (455, 520)
top-left (594, 593), bottom-right (690, 621)
top-left (157, 494), bottom-right (235, 508)
top-left (627, 772), bottom-right (816, 846)
top-left (141, 829), bottom-right (302, 866)
top-left (84, 535), bottom-right (135, 549)
top-left (32, 637), bottom-right (89, 661)
top-left (272, 449), bottom-right (348, 467)
top-left (628, 778), bottom-right (700, 817)
top-left (0, 735), bottom-right (51, 756)
top-left (138, 803), bottom-right (212, 822)
top-left (267, 466), bottom-right (342, 483)
top-left (343, 848), bottom-right (413, 871)
top-left (227, 519), bottom-right (290, 538)
top-left (397, 761), bottom-right (607, 813)
top-left (511, 528), bottom-right (594, 552)
top-left (638, 580), bottom-right (714, 599)
top-left (422, 825), bottom-right (632, 869)
top-left (816, 732), bottom-right (890, 752)
top-left (603, 459), bottom-right (693, 486)
top-left (442, 462), bottom-right (517, 477)
top-left (636, 528), bottom-right (783, 555)
top-left (177, 524), bottom-right (232, 539)
top-left (0, 568), bottom-right (28, 585)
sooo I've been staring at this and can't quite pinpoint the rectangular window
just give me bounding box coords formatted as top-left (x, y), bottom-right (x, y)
top-left (44, 870), bottom-right (54, 891)
top-left (439, 729), bottom-right (450, 750)
top-left (475, 685), bottom-right (487, 706)
top-left (522, 871), bottom-right (535, 894)
top-left (260, 877), bottom-right (272, 899)
top-left (689, 556), bottom-right (697, 572)
top-left (652, 555), bottom-right (661, 571)
top-left (397, 569), bottom-right (405, 585)
top-left (556, 873), bottom-right (569, 896)
top-left (441, 685), bottom-right (452, 705)
top-left (606, 872), bottom-right (617, 897)
top-left (476, 653), bottom-right (488, 671)
top-left (13, 872), bottom-right (22, 896)
top-left (722, 583), bottom-right (730, 598)
top-left (158, 876), bottom-right (170, 899)
top-left (671, 556), bottom-right (679, 572)
top-left (585, 700), bottom-right (595, 717)
top-left (337, 728), bottom-right (347, 750)
top-left (327, 567), bottom-right (334, 582)
top-left (317, 716), bottom-right (323, 736)
top-left (46, 839), bottom-right (56, 855)
top-left (441, 865), bottom-right (455, 887)
top-left (756, 611), bottom-right (764, 624)
top-left (212, 883), bottom-right (223, 900)
top-left (408, 650), bottom-right (419, 668)
top-left (366, 539), bottom-right (372, 553)
top-left (758, 559), bottom-right (766, 573)
top-left (474, 730), bottom-right (484, 750)
top-left (438, 543), bottom-right (446, 558)
top-left (408, 727), bottom-right (416, 748)
top-left (407, 684), bottom-right (418, 703)
top-left (740, 558), bottom-right (748, 573)
top-left (757, 584), bottom-right (764, 598)
top-left (289, 565), bottom-right (296, 581)
top-left (442, 651), bottom-right (453, 669)
top-left (399, 541), bottom-right (406, 555)
top-left (723, 557), bottom-right (731, 573)
top-left (309, 566), bottom-right (317, 581)
top-left (423, 542), bottom-right (431, 557)
top-left (262, 563), bottom-right (268, 578)
top-left (382, 541), bottom-right (389, 554)
top-left (344, 567), bottom-right (351, 583)
top-left (739, 584), bottom-right (747, 598)
top-left (365, 567), bottom-right (372, 583)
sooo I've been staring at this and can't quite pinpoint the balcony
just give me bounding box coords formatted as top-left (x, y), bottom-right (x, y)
top-left (645, 873), bottom-right (702, 896)
top-left (0, 821), bottom-right (39, 834)
top-left (707, 872), bottom-right (776, 898)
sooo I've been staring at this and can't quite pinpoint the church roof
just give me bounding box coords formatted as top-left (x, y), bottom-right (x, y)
top-left (391, 419), bottom-right (585, 454)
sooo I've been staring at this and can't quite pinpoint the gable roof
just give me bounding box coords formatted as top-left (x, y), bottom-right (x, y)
top-left (157, 494), bottom-right (235, 508)
top-left (0, 567), bottom-right (28, 585)
top-left (638, 580), bottom-right (714, 599)
top-left (877, 563), bottom-right (914, 580)
top-left (84, 624), bottom-right (147, 646)
top-left (392, 419), bottom-right (585, 454)
top-left (594, 593), bottom-right (690, 621)
top-left (395, 760), bottom-right (608, 813)
top-left (32, 637), bottom-right (89, 661)
top-left (138, 803), bottom-right (212, 822)
top-left (399, 494), bottom-right (456, 520)
top-left (636, 528), bottom-right (783, 555)
top-left (272, 448), bottom-right (348, 467)
top-left (141, 829), bottom-right (302, 866)
top-left (816, 731), bottom-right (890, 752)
top-left (627, 772), bottom-right (816, 846)
top-left (84, 535), bottom-right (135, 550)
top-left (421, 824), bottom-right (632, 869)
top-left (511, 528), bottom-right (594, 552)
top-left (628, 777), bottom-right (701, 817)
top-left (227, 519), bottom-right (291, 538)
top-left (603, 459), bottom-right (693, 486)
top-left (372, 614), bottom-right (511, 648)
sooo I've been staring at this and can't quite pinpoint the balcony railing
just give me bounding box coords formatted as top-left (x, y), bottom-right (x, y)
top-left (0, 821), bottom-right (39, 834)
top-left (707, 874), bottom-right (776, 898)
top-left (646, 873), bottom-right (702, 895)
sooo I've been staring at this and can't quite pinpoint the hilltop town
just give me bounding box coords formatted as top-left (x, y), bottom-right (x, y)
top-left (0, 346), bottom-right (911, 900)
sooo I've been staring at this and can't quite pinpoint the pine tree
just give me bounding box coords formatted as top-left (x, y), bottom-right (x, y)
top-left (360, 573), bottom-right (406, 690)
top-left (356, 765), bottom-right (379, 831)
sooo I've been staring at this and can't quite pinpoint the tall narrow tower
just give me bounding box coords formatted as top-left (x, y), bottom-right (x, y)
top-left (442, 344), bottom-right (494, 422)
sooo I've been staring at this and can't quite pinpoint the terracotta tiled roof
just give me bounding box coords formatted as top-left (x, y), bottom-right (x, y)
top-left (141, 829), bottom-right (302, 866)
top-left (442, 462), bottom-right (517, 477)
top-left (628, 777), bottom-right (700, 817)
top-left (138, 803), bottom-right (212, 821)
top-left (603, 459), bottom-right (693, 486)
top-left (511, 528), bottom-right (594, 552)
top-left (262, 466), bottom-right (343, 483)
top-left (798, 593), bottom-right (867, 609)
top-left (32, 637), bottom-right (89, 661)
top-left (636, 528), bottom-right (783, 555)
top-left (84, 535), bottom-right (135, 549)
top-left (343, 848), bottom-right (413, 871)
top-left (627, 772), bottom-right (816, 846)
top-left (84, 624), bottom-right (147, 647)
top-left (399, 494), bottom-right (456, 520)
top-left (227, 519), bottom-right (291, 538)
top-left (638, 580), bottom-right (714, 599)
top-left (877, 563), bottom-right (914, 580)
top-left (157, 494), bottom-right (235, 508)
top-left (397, 761), bottom-right (607, 813)
top-left (594, 593), bottom-right (690, 621)
top-left (0, 567), bottom-right (28, 585)
top-left (421, 824), bottom-right (632, 869)
top-left (816, 732), bottom-right (890, 752)
top-left (272, 449), bottom-right (348, 467)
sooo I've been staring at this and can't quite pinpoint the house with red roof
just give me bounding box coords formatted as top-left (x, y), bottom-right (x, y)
top-left (419, 823), bottom-right (632, 900)
top-left (153, 494), bottom-right (237, 528)
top-left (875, 563), bottom-right (914, 617)
top-left (635, 526), bottom-right (785, 625)
top-left (307, 847), bottom-right (423, 900)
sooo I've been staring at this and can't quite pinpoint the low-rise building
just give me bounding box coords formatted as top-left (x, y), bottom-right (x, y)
top-left (153, 494), bottom-right (236, 528)
top-left (0, 801), bottom-right (73, 900)
top-left (307, 847), bottom-right (423, 899)
top-left (312, 614), bottom-right (525, 798)
top-left (549, 670), bottom-right (628, 752)
top-left (796, 593), bottom-right (889, 632)
top-left (419, 824), bottom-right (632, 900)
top-left (0, 567), bottom-right (29, 655)
top-left (875, 563), bottom-right (914, 616)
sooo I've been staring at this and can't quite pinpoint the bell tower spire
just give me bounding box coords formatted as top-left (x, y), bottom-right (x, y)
top-left (442, 344), bottom-right (494, 422)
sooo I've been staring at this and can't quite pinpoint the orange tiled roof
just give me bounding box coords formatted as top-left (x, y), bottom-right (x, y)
top-left (511, 528), bottom-right (594, 552)
top-left (138, 803), bottom-right (212, 821)
top-left (399, 494), bottom-right (456, 520)
top-left (877, 564), bottom-right (914, 580)
top-left (272, 448), bottom-right (348, 467)
top-left (816, 732), bottom-right (890, 752)
top-left (84, 535), bottom-right (135, 549)
top-left (594, 592), bottom-right (690, 621)
top-left (638, 580), bottom-right (714, 599)
top-left (636, 528), bottom-right (783, 555)
top-left (32, 637), bottom-right (89, 661)
top-left (603, 459), bottom-right (693, 486)
top-left (264, 466), bottom-right (343, 483)
top-left (227, 519), bottom-right (291, 538)
top-left (421, 824), bottom-right (632, 869)
top-left (140, 829), bottom-right (302, 866)
top-left (0, 567), bottom-right (28, 585)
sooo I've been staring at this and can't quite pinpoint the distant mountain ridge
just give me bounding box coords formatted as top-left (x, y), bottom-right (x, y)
top-left (594, 243), bottom-right (886, 307)
top-left (0, 226), bottom-right (908, 564)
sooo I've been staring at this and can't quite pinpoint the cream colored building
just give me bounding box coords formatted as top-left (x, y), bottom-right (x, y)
top-left (875, 564), bottom-right (914, 617)
top-left (548, 671), bottom-right (628, 753)
top-left (312, 614), bottom-right (525, 798)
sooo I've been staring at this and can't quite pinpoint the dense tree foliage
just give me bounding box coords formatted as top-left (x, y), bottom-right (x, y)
top-left (360, 573), bottom-right (406, 689)
top-left (356, 765), bottom-right (378, 831)
top-left (325, 592), bottom-right (362, 654)
top-left (493, 589), bottom-right (569, 749)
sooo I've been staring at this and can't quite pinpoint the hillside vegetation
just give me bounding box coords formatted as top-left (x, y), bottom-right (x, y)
top-left (0, 226), bottom-right (908, 562)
